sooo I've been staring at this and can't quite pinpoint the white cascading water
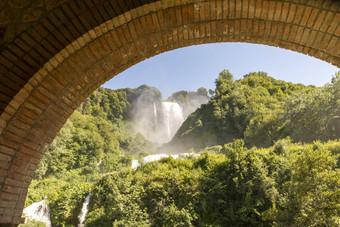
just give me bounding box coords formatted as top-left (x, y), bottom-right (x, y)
top-left (153, 102), bottom-right (158, 127)
top-left (97, 160), bottom-right (102, 171)
top-left (131, 160), bottom-right (139, 169)
top-left (135, 101), bottom-right (184, 144)
top-left (131, 153), bottom-right (200, 170)
top-left (161, 102), bottom-right (184, 142)
top-left (78, 194), bottom-right (91, 226)
top-left (23, 198), bottom-right (52, 227)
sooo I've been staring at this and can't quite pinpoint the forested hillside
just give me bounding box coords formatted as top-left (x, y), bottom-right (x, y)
top-left (34, 85), bottom-right (161, 181)
top-left (167, 70), bottom-right (340, 151)
top-left (22, 70), bottom-right (340, 227)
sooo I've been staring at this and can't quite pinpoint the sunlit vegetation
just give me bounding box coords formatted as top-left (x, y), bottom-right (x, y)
top-left (169, 70), bottom-right (339, 151)
top-left (23, 71), bottom-right (340, 226)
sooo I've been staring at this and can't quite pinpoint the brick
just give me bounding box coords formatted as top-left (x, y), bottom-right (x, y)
top-left (0, 216), bottom-right (12, 223)
top-left (12, 164), bottom-right (28, 174)
top-left (0, 168), bottom-right (7, 177)
top-left (286, 3), bottom-right (297, 23)
top-left (22, 140), bottom-right (39, 152)
top-left (21, 107), bottom-right (38, 120)
top-left (7, 172), bottom-right (25, 181)
top-left (0, 117), bottom-right (6, 129)
top-left (0, 137), bottom-right (20, 151)
top-left (22, 181), bottom-right (30, 189)
top-left (1, 185), bottom-right (21, 194)
top-left (0, 145), bottom-right (16, 156)
top-left (0, 201), bottom-right (16, 208)
top-left (313, 10), bottom-right (327, 30)
top-left (0, 153), bottom-right (11, 162)
top-left (1, 192), bottom-right (19, 201)
top-left (320, 11), bottom-right (334, 32)
top-left (12, 157), bottom-right (30, 167)
top-left (0, 161), bottom-right (10, 170)
top-left (12, 216), bottom-right (25, 224)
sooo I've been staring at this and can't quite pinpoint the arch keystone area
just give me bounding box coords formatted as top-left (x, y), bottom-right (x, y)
top-left (0, 0), bottom-right (339, 224)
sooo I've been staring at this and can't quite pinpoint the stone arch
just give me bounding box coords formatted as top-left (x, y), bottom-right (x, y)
top-left (0, 0), bottom-right (339, 224)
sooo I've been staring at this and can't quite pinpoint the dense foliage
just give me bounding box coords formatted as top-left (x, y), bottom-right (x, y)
top-left (83, 139), bottom-right (340, 226)
top-left (22, 70), bottom-right (340, 226)
top-left (168, 70), bottom-right (339, 151)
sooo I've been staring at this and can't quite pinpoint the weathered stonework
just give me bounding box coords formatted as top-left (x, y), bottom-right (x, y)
top-left (8, 0), bottom-right (31, 9)
top-left (0, 1), bottom-right (6, 10)
top-left (44, 0), bottom-right (60, 11)
top-left (0, 0), bottom-right (339, 225)
top-left (22, 9), bottom-right (42, 23)
top-left (32, 0), bottom-right (44, 8)
top-left (0, 8), bottom-right (20, 24)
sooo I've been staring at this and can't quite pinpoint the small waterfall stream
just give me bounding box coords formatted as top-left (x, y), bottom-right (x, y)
top-left (97, 160), bottom-right (102, 172)
top-left (78, 194), bottom-right (91, 226)
top-left (23, 198), bottom-right (52, 227)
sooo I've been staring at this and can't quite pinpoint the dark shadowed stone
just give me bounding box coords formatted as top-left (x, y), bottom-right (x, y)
top-left (44, 0), bottom-right (59, 11)
top-left (4, 26), bottom-right (15, 41)
top-left (0, 27), bottom-right (6, 39)
top-left (22, 8), bottom-right (42, 22)
top-left (0, 1), bottom-right (6, 9)
top-left (16, 23), bottom-right (30, 35)
top-left (9, 0), bottom-right (31, 8)
top-left (0, 8), bottom-right (21, 24)
top-left (32, 0), bottom-right (44, 7)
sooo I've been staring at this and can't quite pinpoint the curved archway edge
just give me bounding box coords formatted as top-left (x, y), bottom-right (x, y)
top-left (0, 0), bottom-right (339, 224)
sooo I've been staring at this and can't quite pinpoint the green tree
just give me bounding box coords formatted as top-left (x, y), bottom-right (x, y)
top-left (86, 171), bottom-right (149, 226)
top-left (276, 142), bottom-right (340, 226)
top-left (199, 140), bottom-right (278, 226)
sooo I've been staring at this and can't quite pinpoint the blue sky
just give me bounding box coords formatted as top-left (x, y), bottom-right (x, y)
top-left (103, 43), bottom-right (339, 99)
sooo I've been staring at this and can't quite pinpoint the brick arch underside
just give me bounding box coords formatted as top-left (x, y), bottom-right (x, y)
top-left (0, 0), bottom-right (339, 224)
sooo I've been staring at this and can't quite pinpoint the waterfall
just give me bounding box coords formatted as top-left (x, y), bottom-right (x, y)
top-left (131, 160), bottom-right (139, 170)
top-left (23, 198), bottom-right (52, 227)
top-left (97, 160), bottom-right (102, 171)
top-left (161, 102), bottom-right (184, 142)
top-left (78, 194), bottom-right (91, 226)
top-left (153, 102), bottom-right (158, 126)
top-left (131, 153), bottom-right (200, 169)
top-left (132, 101), bottom-right (184, 144)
